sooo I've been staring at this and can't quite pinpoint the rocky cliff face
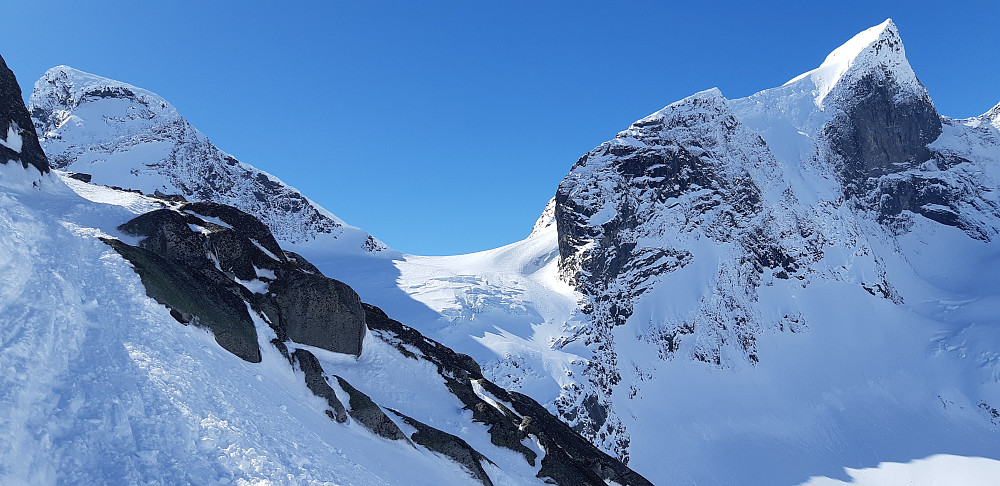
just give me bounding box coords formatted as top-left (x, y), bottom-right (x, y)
top-left (0, 54), bottom-right (48, 174)
top-left (549, 19), bottom-right (1000, 463)
top-left (29, 66), bottom-right (385, 252)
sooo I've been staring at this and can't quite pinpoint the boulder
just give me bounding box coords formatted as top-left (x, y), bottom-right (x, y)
top-left (105, 238), bottom-right (261, 363)
top-left (271, 272), bottom-right (365, 356)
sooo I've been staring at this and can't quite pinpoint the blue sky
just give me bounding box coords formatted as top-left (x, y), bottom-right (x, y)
top-left (2, 1), bottom-right (997, 254)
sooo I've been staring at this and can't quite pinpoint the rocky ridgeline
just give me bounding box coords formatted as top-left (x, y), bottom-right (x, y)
top-left (104, 199), bottom-right (650, 485)
top-left (548, 20), bottom-right (1000, 459)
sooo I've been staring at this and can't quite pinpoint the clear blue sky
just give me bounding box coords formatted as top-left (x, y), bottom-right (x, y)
top-left (2, 1), bottom-right (997, 254)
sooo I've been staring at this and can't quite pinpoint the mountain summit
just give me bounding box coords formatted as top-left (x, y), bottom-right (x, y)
top-left (345, 20), bottom-right (1000, 485)
top-left (4, 19), bottom-right (999, 486)
top-left (30, 66), bottom-right (386, 252)
top-left (543, 18), bottom-right (1000, 482)
top-left (785, 19), bottom-right (924, 107)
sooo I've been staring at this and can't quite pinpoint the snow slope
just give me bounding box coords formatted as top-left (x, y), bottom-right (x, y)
top-left (17, 19), bottom-right (1000, 485)
top-left (0, 161), bottom-right (583, 485)
top-left (29, 66), bottom-right (387, 255)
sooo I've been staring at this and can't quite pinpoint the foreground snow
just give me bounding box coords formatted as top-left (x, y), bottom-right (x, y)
top-left (0, 164), bottom-right (554, 485)
top-left (19, 18), bottom-right (1000, 485)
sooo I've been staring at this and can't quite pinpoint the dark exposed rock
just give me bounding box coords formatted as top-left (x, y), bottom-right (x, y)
top-left (363, 303), bottom-right (481, 379)
top-left (506, 391), bottom-right (652, 486)
top-left (103, 238), bottom-right (261, 363)
top-left (292, 349), bottom-right (347, 423)
top-left (333, 375), bottom-right (407, 441)
top-left (388, 409), bottom-right (495, 486)
top-left (67, 172), bottom-right (92, 183)
top-left (271, 338), bottom-right (292, 365)
top-left (271, 273), bottom-right (365, 357)
top-left (443, 379), bottom-right (536, 466)
top-left (153, 189), bottom-right (186, 202)
top-left (363, 303), bottom-right (652, 486)
top-left (0, 54), bottom-right (49, 174)
top-left (282, 250), bottom-right (321, 274)
top-left (119, 209), bottom-right (213, 266)
top-left (117, 203), bottom-right (366, 356)
top-left (824, 72), bottom-right (941, 200)
top-left (181, 201), bottom-right (285, 262)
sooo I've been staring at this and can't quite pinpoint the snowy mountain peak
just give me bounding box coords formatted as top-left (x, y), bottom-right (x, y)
top-left (31, 65), bottom-right (180, 138)
top-left (986, 100), bottom-right (1000, 130)
top-left (29, 66), bottom-right (390, 254)
top-left (784, 18), bottom-right (922, 107)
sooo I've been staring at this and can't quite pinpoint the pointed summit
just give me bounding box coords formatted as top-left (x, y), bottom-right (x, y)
top-left (785, 19), bottom-right (924, 107)
top-left (986, 100), bottom-right (1000, 130)
top-left (31, 65), bottom-right (180, 141)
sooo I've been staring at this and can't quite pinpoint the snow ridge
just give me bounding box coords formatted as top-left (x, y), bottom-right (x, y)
top-left (784, 18), bottom-right (923, 108)
top-left (29, 66), bottom-right (387, 254)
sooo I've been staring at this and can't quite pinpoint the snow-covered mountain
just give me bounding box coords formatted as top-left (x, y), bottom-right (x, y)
top-left (338, 19), bottom-right (1000, 485)
top-left (29, 66), bottom-right (385, 253)
top-left (3, 56), bottom-right (651, 485)
top-left (10, 17), bottom-right (1000, 486)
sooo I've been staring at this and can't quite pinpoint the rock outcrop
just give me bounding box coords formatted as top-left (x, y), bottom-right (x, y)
top-left (110, 202), bottom-right (367, 358)
top-left (363, 303), bottom-right (653, 486)
top-left (292, 349), bottom-right (348, 422)
top-left (0, 54), bottom-right (49, 173)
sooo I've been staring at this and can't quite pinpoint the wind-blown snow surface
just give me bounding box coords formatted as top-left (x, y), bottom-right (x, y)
top-left (0, 164), bottom-right (553, 485)
top-left (29, 66), bottom-right (387, 255)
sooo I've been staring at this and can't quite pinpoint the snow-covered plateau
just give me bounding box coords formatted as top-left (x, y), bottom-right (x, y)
top-left (3, 17), bottom-right (1000, 486)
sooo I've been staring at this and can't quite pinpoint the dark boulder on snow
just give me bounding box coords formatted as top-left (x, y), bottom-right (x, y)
top-left (292, 349), bottom-right (347, 423)
top-left (182, 201), bottom-right (286, 262)
top-left (333, 375), bottom-right (407, 441)
top-left (114, 203), bottom-right (366, 359)
top-left (271, 273), bottom-right (365, 357)
top-left (388, 409), bottom-right (496, 486)
top-left (0, 54), bottom-right (49, 173)
top-left (120, 209), bottom-right (212, 266)
top-left (104, 238), bottom-right (261, 363)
